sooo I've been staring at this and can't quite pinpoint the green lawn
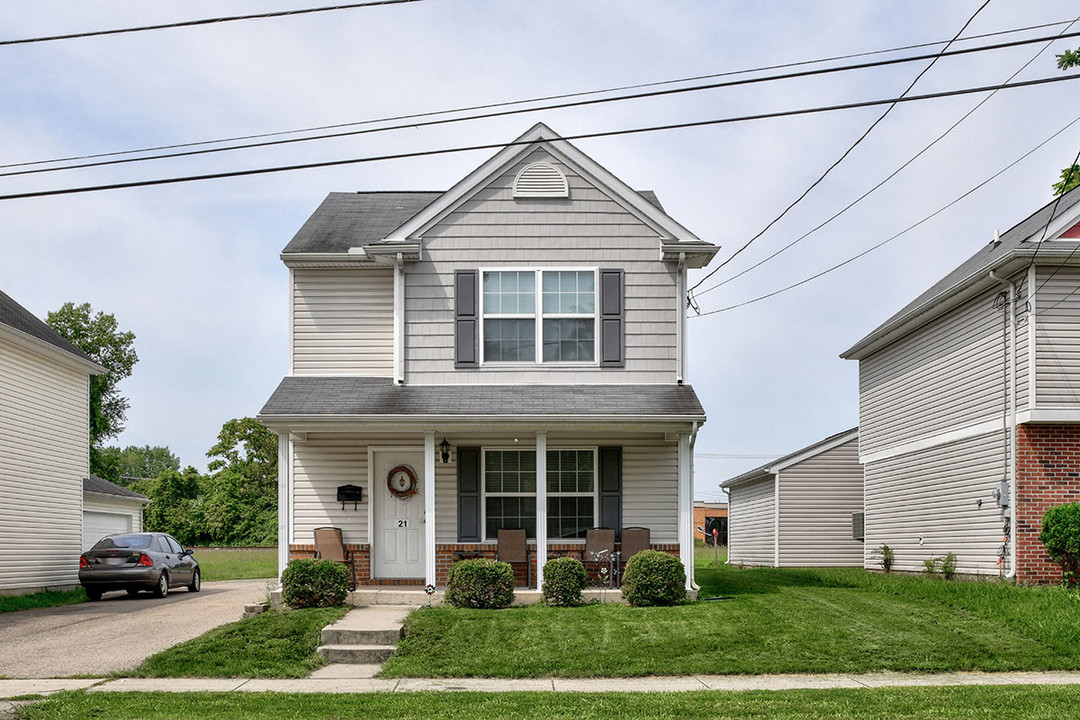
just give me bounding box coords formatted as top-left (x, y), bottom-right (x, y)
top-left (0, 589), bottom-right (85, 614)
top-left (16, 686), bottom-right (1080, 720)
top-left (693, 541), bottom-right (727, 569)
top-left (381, 564), bottom-right (1080, 678)
top-left (191, 547), bottom-right (278, 582)
top-left (130, 606), bottom-right (347, 678)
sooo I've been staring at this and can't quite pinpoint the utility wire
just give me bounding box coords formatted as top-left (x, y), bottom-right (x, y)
top-left (1027, 145), bottom-right (1080, 305)
top-left (0, 0), bottom-right (425, 47)
top-left (689, 113), bottom-right (1080, 318)
top-left (688, 0), bottom-right (991, 295)
top-left (695, 15), bottom-right (1080, 298)
top-left (1, 73), bottom-right (1078, 202)
top-left (5, 21), bottom-right (1079, 173)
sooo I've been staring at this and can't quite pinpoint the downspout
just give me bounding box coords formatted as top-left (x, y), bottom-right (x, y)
top-left (394, 252), bottom-right (405, 385)
top-left (990, 269), bottom-right (1018, 579)
top-left (677, 252), bottom-right (686, 384)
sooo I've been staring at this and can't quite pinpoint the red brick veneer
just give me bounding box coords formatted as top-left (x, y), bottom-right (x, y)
top-left (1015, 424), bottom-right (1080, 584)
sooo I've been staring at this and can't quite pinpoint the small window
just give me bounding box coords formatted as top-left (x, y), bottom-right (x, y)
top-left (481, 448), bottom-right (596, 541)
top-left (513, 161), bottom-right (569, 198)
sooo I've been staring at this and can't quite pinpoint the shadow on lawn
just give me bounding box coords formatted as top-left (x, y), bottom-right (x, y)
top-left (695, 565), bottom-right (863, 598)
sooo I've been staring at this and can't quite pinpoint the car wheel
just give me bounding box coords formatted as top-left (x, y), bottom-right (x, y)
top-left (126, 588), bottom-right (140, 596)
top-left (188, 568), bottom-right (201, 593)
top-left (85, 588), bottom-right (102, 602)
top-left (152, 572), bottom-right (169, 598)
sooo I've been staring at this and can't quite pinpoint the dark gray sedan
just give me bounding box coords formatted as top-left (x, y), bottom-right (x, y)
top-left (79, 532), bottom-right (200, 601)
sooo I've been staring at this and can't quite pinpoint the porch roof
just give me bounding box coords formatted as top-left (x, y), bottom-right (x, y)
top-left (259, 377), bottom-right (706, 424)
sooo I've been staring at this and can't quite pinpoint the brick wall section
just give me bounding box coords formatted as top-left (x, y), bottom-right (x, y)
top-left (1015, 424), bottom-right (1080, 584)
top-left (292, 542), bottom-right (679, 587)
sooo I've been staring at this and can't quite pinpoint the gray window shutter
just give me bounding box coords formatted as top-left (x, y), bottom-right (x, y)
top-left (455, 270), bottom-right (478, 368)
top-left (598, 446), bottom-right (622, 539)
top-left (457, 447), bottom-right (481, 542)
top-left (599, 269), bottom-right (624, 367)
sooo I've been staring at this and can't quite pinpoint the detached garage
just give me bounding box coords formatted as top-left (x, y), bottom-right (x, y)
top-left (722, 428), bottom-right (863, 568)
top-left (82, 475), bottom-right (148, 550)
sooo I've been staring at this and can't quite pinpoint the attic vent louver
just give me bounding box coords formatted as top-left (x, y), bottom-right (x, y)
top-left (513, 162), bottom-right (569, 198)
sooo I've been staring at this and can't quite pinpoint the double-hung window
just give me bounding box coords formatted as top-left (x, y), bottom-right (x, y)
top-left (482, 448), bottom-right (597, 541)
top-left (482, 269), bottom-right (596, 364)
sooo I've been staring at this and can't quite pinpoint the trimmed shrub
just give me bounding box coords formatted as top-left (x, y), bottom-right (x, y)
top-left (542, 556), bottom-right (587, 606)
top-left (280, 558), bottom-right (348, 609)
top-left (445, 558), bottom-right (515, 609)
top-left (621, 550), bottom-right (686, 607)
top-left (1040, 502), bottom-right (1080, 586)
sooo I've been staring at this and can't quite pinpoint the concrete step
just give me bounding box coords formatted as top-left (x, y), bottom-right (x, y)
top-left (321, 626), bottom-right (402, 646)
top-left (316, 644), bottom-right (397, 664)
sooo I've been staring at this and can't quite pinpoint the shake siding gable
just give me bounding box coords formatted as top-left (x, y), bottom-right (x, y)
top-left (404, 150), bottom-right (678, 385)
top-left (727, 477), bottom-right (775, 566)
top-left (0, 339), bottom-right (88, 592)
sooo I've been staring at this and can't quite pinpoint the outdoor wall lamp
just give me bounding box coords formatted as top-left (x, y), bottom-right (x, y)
top-left (439, 438), bottom-right (451, 463)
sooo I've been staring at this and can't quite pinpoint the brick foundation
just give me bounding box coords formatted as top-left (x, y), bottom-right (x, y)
top-left (292, 542), bottom-right (679, 587)
top-left (1015, 424), bottom-right (1080, 584)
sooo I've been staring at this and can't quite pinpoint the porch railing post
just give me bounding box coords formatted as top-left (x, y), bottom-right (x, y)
top-left (277, 432), bottom-right (291, 581)
top-left (535, 431), bottom-right (548, 588)
top-left (678, 430), bottom-right (694, 590)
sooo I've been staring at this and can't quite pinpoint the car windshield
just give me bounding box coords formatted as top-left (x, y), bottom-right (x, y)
top-left (94, 534), bottom-right (152, 550)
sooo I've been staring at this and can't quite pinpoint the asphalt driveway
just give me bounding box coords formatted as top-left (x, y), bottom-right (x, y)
top-left (0, 579), bottom-right (267, 678)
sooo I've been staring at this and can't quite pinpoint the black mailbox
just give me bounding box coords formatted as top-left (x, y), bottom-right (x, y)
top-left (336, 484), bottom-right (363, 510)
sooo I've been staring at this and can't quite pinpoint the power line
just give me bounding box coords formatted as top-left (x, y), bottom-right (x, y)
top-left (688, 0), bottom-right (991, 296)
top-left (6, 23), bottom-right (1080, 177)
top-left (0, 0), bottom-right (426, 47)
top-left (1028, 145), bottom-right (1080, 305)
top-left (694, 15), bottom-right (1080, 298)
top-left (2, 73), bottom-right (1078, 202)
top-left (689, 113), bottom-right (1080, 318)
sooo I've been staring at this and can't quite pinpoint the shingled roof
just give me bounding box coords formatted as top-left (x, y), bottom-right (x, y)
top-left (260, 377), bottom-right (706, 422)
top-left (0, 289), bottom-right (95, 364)
top-left (84, 475), bottom-right (148, 501)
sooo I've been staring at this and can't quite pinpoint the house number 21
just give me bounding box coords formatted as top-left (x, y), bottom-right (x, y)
top-left (397, 520), bottom-right (408, 528)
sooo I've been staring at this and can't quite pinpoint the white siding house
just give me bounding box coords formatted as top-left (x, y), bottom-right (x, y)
top-left (82, 475), bottom-right (148, 551)
top-left (723, 428), bottom-right (864, 568)
top-left (0, 290), bottom-right (103, 595)
top-left (842, 185), bottom-right (1080, 582)
top-left (259, 123), bottom-right (718, 590)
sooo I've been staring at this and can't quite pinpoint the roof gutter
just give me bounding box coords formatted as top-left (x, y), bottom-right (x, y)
top-left (990, 268), bottom-right (1018, 580)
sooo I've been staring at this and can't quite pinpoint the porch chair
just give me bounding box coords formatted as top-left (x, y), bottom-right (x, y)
top-left (497, 528), bottom-right (531, 588)
top-left (313, 526), bottom-right (356, 591)
top-left (582, 527), bottom-right (617, 586)
top-left (619, 527), bottom-right (651, 581)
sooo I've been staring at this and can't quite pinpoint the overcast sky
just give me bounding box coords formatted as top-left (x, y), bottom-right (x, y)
top-left (3, 1), bottom-right (1079, 502)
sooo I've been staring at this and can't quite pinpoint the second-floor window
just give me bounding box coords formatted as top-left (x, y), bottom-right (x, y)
top-left (482, 269), bottom-right (596, 364)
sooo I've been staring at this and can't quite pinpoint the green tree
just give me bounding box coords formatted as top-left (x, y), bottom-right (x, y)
top-left (142, 466), bottom-right (205, 545)
top-left (93, 444), bottom-right (180, 486)
top-left (203, 418), bottom-right (278, 545)
top-left (45, 302), bottom-right (137, 448)
top-left (1054, 50), bottom-right (1080, 196)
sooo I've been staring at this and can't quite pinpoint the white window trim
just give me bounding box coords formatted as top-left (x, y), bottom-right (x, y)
top-left (479, 267), bottom-right (599, 367)
top-left (480, 446), bottom-right (598, 543)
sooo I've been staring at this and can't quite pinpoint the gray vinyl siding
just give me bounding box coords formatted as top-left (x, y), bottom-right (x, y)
top-left (777, 438), bottom-right (864, 567)
top-left (292, 268), bottom-right (394, 376)
top-left (289, 432), bottom-right (679, 546)
top-left (862, 431), bottom-right (1005, 575)
top-left (859, 288), bottom-right (1008, 457)
top-left (0, 340), bottom-right (88, 593)
top-left (405, 149), bottom-right (678, 385)
top-left (1033, 265), bottom-right (1080, 407)
top-left (727, 477), bottom-right (775, 566)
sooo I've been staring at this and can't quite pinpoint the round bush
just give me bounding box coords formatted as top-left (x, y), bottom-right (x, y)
top-left (445, 558), bottom-right (515, 609)
top-left (1040, 502), bottom-right (1080, 586)
top-left (542, 556), bottom-right (587, 606)
top-left (280, 558), bottom-right (349, 608)
top-left (621, 550), bottom-right (686, 607)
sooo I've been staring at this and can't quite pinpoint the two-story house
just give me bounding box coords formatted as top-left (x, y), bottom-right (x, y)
top-left (258, 123), bottom-right (717, 590)
top-left (842, 184), bottom-right (1080, 582)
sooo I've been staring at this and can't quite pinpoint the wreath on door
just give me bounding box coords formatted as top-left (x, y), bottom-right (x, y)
top-left (386, 464), bottom-right (419, 500)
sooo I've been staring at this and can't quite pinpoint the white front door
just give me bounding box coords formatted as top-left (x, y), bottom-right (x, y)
top-left (372, 450), bottom-right (426, 579)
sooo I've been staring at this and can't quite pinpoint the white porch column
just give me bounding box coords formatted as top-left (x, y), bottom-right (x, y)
top-left (678, 431), bottom-right (694, 590)
top-left (535, 431), bottom-right (548, 586)
top-left (277, 432), bottom-right (291, 580)
top-left (424, 431), bottom-right (437, 587)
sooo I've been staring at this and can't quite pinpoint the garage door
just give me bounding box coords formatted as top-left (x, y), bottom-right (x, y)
top-left (83, 511), bottom-right (131, 550)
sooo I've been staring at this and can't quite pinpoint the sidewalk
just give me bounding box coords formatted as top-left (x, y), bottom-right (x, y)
top-left (4, 670), bottom-right (1080, 698)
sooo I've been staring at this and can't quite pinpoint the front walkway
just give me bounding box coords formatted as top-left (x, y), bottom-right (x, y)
top-left (4, 671), bottom-right (1080, 698)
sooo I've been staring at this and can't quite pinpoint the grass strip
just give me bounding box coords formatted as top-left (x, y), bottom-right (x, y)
top-left (16, 686), bottom-right (1080, 719)
top-left (130, 606), bottom-right (348, 678)
top-left (0, 589), bottom-right (85, 614)
top-left (191, 547), bottom-right (278, 582)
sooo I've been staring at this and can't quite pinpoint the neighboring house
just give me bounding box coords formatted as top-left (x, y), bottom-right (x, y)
top-left (259, 123), bottom-right (718, 589)
top-left (722, 428), bottom-right (863, 567)
top-left (842, 185), bottom-right (1080, 582)
top-left (82, 475), bottom-right (149, 550)
top-left (693, 501), bottom-right (728, 545)
top-left (0, 290), bottom-right (104, 595)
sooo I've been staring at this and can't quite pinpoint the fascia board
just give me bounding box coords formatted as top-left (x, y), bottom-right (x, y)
top-left (0, 324), bottom-right (105, 375)
top-left (280, 252), bottom-right (380, 269)
top-left (1033, 195), bottom-right (1080, 240)
top-left (721, 469), bottom-right (773, 489)
top-left (257, 414), bottom-right (704, 432)
top-left (84, 490), bottom-right (148, 504)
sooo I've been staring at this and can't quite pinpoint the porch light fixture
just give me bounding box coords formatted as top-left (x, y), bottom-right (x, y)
top-left (439, 438), bottom-right (451, 463)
